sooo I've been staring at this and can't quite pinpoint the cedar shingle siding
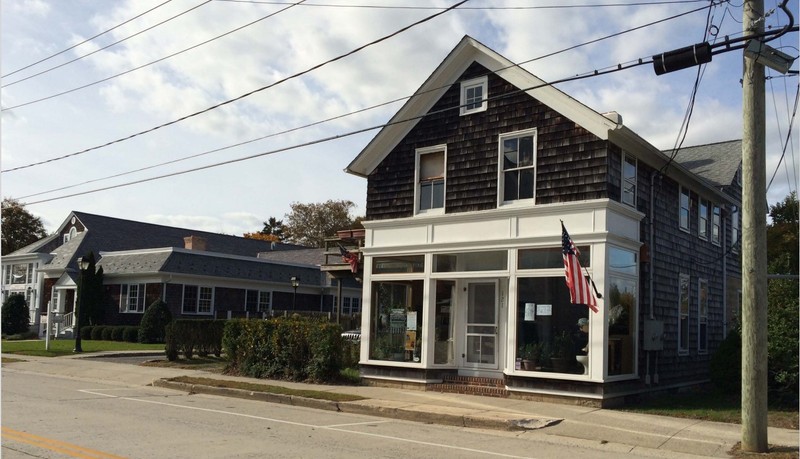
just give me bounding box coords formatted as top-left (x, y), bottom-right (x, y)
top-left (367, 63), bottom-right (609, 220)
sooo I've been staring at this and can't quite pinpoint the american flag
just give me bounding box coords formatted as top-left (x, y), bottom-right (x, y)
top-left (339, 245), bottom-right (359, 273)
top-left (562, 222), bottom-right (598, 313)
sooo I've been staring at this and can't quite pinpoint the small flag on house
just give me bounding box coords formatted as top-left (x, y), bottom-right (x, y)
top-left (339, 244), bottom-right (359, 273)
top-left (561, 222), bottom-right (599, 313)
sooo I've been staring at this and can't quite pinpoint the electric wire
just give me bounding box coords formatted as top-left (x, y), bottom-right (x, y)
top-left (215, 0), bottom-right (709, 8)
top-left (2, 0), bottom-right (308, 111)
top-left (20, 57), bottom-right (653, 205)
top-left (1, 0), bottom-right (709, 174)
top-left (15, 3), bottom-right (717, 199)
top-left (1, 0), bottom-right (174, 79)
top-left (1, 0), bottom-right (213, 89)
top-left (1, 0), bottom-right (469, 174)
top-left (767, 82), bottom-right (799, 193)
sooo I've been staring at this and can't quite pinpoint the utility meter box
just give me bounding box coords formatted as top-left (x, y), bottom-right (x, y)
top-left (643, 319), bottom-right (664, 351)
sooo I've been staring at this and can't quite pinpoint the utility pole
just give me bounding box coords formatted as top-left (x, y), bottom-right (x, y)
top-left (741, 0), bottom-right (768, 453)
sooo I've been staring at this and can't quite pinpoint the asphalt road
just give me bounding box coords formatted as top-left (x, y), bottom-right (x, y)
top-left (1, 368), bottom-right (663, 459)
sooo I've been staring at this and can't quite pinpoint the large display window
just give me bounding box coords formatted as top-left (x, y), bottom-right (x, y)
top-left (369, 280), bottom-right (424, 362)
top-left (607, 246), bottom-right (637, 376)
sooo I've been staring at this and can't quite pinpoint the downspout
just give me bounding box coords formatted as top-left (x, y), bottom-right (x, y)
top-left (722, 205), bottom-right (729, 339)
top-left (646, 172), bottom-right (658, 385)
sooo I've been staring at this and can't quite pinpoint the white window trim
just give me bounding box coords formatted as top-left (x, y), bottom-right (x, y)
top-left (459, 76), bottom-right (488, 116)
top-left (732, 206), bottom-right (740, 253)
top-left (698, 278), bottom-right (708, 354)
top-left (497, 127), bottom-right (538, 208)
top-left (679, 186), bottom-right (691, 233)
top-left (622, 153), bottom-right (637, 207)
top-left (245, 289), bottom-right (271, 312)
top-left (698, 198), bottom-right (709, 240)
top-left (120, 283), bottom-right (146, 313)
top-left (711, 205), bottom-right (721, 246)
top-left (414, 144), bottom-right (446, 216)
top-left (182, 285), bottom-right (214, 315)
top-left (678, 273), bottom-right (690, 354)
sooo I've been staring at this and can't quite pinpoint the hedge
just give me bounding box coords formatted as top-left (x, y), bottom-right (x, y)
top-left (91, 326), bottom-right (106, 340)
top-left (222, 316), bottom-right (344, 382)
top-left (123, 326), bottom-right (139, 343)
top-left (165, 320), bottom-right (224, 361)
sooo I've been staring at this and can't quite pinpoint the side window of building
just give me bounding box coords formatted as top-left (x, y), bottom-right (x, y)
top-left (698, 278), bottom-right (708, 353)
top-left (679, 187), bottom-right (691, 232)
top-left (120, 284), bottom-right (146, 313)
top-left (698, 198), bottom-right (709, 240)
top-left (679, 273), bottom-right (690, 353)
top-left (731, 206), bottom-right (740, 253)
top-left (415, 145), bottom-right (446, 214)
top-left (622, 153), bottom-right (637, 207)
top-left (459, 76), bottom-right (487, 115)
top-left (182, 285), bottom-right (214, 315)
top-left (711, 205), bottom-right (721, 246)
top-left (498, 128), bottom-right (537, 205)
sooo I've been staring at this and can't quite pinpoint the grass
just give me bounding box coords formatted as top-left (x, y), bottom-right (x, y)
top-left (167, 375), bottom-right (367, 402)
top-left (0, 339), bottom-right (165, 357)
top-left (618, 389), bottom-right (799, 430)
top-left (141, 356), bottom-right (227, 372)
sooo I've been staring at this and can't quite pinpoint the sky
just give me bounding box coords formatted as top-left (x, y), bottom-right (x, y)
top-left (2, 0), bottom-right (798, 236)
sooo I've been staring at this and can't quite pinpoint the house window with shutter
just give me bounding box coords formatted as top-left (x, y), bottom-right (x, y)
top-left (182, 285), bottom-right (214, 315)
top-left (498, 128), bottom-right (537, 205)
top-left (245, 290), bottom-right (271, 312)
top-left (698, 198), bottom-right (709, 240)
top-left (415, 145), bottom-right (446, 215)
top-left (120, 284), bottom-right (146, 313)
top-left (460, 76), bottom-right (487, 115)
top-left (679, 273), bottom-right (690, 354)
top-left (732, 206), bottom-right (740, 253)
top-left (711, 205), bottom-right (721, 246)
top-left (622, 153), bottom-right (637, 207)
top-left (698, 278), bottom-right (708, 353)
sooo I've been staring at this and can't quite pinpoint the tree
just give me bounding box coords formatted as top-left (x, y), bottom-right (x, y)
top-left (2, 294), bottom-right (30, 335)
top-left (1, 198), bottom-right (48, 254)
top-left (260, 217), bottom-right (286, 241)
top-left (766, 191), bottom-right (798, 275)
top-left (283, 200), bottom-right (355, 248)
top-left (243, 232), bottom-right (280, 242)
top-left (77, 252), bottom-right (105, 326)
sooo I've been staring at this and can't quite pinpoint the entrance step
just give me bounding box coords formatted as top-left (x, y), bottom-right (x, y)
top-left (428, 375), bottom-right (509, 398)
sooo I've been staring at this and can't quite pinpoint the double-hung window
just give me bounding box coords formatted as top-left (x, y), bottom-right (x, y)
top-left (711, 205), bottom-right (721, 245)
top-left (120, 283), bottom-right (146, 312)
top-left (415, 145), bottom-right (445, 214)
top-left (698, 278), bottom-right (708, 353)
top-left (731, 206), bottom-right (740, 253)
top-left (460, 76), bottom-right (487, 115)
top-left (698, 198), bottom-right (709, 240)
top-left (679, 187), bottom-right (691, 232)
top-left (679, 274), bottom-right (690, 353)
top-left (245, 290), bottom-right (270, 312)
top-left (182, 285), bottom-right (214, 315)
top-left (622, 153), bottom-right (637, 207)
top-left (499, 128), bottom-right (536, 204)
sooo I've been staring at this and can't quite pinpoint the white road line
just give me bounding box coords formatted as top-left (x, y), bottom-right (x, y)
top-left (78, 389), bottom-right (534, 459)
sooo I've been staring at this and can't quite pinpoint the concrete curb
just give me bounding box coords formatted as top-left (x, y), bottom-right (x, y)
top-left (152, 378), bottom-right (560, 432)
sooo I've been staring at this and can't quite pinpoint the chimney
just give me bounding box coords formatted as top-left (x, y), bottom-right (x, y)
top-left (184, 235), bottom-right (207, 251)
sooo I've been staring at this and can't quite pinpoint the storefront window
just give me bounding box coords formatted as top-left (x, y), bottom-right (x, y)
top-left (516, 277), bottom-right (587, 374)
top-left (369, 280), bottom-right (423, 362)
top-left (433, 280), bottom-right (455, 364)
top-left (433, 251), bottom-right (507, 272)
top-left (518, 247), bottom-right (589, 270)
top-left (607, 247), bottom-right (637, 376)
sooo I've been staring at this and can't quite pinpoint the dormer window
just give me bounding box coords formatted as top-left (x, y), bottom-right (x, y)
top-left (415, 145), bottom-right (446, 214)
top-left (460, 76), bottom-right (487, 115)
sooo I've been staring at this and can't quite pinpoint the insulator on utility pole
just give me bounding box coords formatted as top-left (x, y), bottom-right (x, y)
top-left (652, 42), bottom-right (712, 75)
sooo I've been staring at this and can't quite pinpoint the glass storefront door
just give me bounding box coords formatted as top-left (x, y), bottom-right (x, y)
top-left (464, 281), bottom-right (498, 369)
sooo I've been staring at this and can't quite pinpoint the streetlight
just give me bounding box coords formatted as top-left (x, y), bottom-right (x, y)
top-left (75, 257), bottom-right (90, 353)
top-left (290, 276), bottom-right (299, 311)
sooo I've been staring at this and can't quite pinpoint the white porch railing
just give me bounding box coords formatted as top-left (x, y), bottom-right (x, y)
top-left (62, 311), bottom-right (74, 330)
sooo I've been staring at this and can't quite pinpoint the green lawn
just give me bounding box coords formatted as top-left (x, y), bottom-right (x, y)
top-left (0, 339), bottom-right (165, 357)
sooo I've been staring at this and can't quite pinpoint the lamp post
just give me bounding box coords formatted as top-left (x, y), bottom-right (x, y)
top-left (290, 276), bottom-right (299, 311)
top-left (74, 257), bottom-right (90, 353)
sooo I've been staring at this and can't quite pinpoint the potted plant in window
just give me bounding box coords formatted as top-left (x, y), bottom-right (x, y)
top-left (519, 342), bottom-right (542, 370)
top-left (550, 331), bottom-right (575, 373)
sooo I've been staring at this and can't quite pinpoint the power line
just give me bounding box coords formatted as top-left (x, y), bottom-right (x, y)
top-left (1, 0), bottom-right (469, 174)
top-left (767, 82), bottom-right (799, 193)
top-left (1, 0), bottom-right (174, 79)
top-left (215, 0), bottom-right (709, 9)
top-left (1, 1), bottom-right (213, 89)
top-left (15, 2), bottom-right (716, 198)
top-left (21, 57), bottom-right (653, 206)
top-left (2, 0), bottom-right (307, 111)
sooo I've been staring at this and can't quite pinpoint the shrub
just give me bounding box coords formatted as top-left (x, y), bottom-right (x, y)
top-left (80, 325), bottom-right (94, 340)
top-left (138, 300), bottom-right (173, 344)
top-left (710, 329), bottom-right (741, 395)
top-left (2, 295), bottom-right (29, 335)
top-left (165, 320), bottom-right (224, 359)
top-left (91, 326), bottom-right (106, 340)
top-left (111, 326), bottom-right (125, 341)
top-left (122, 326), bottom-right (139, 343)
top-left (165, 323), bottom-right (179, 361)
top-left (101, 326), bottom-right (113, 341)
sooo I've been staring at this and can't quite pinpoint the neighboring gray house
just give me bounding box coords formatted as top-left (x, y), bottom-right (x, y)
top-left (1, 211), bottom-right (362, 336)
top-left (344, 36), bottom-right (742, 404)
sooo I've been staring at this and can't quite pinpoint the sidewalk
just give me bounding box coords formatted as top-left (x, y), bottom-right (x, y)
top-left (3, 351), bottom-right (798, 458)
